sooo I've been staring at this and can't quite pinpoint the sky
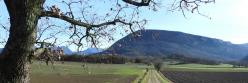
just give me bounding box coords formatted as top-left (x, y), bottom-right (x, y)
top-left (0, 0), bottom-right (248, 51)
top-left (143, 0), bottom-right (248, 44)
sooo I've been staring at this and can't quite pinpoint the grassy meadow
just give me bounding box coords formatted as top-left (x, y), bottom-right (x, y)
top-left (31, 61), bottom-right (151, 83)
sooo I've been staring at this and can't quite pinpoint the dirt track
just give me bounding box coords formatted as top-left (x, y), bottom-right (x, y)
top-left (142, 70), bottom-right (163, 83)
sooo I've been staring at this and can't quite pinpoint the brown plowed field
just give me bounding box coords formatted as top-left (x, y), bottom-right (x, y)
top-left (162, 71), bottom-right (248, 83)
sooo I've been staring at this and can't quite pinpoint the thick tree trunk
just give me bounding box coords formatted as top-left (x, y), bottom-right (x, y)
top-left (0, 0), bottom-right (44, 83)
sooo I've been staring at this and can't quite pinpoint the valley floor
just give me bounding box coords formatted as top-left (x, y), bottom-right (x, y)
top-left (31, 61), bottom-right (150, 83)
top-left (31, 60), bottom-right (248, 83)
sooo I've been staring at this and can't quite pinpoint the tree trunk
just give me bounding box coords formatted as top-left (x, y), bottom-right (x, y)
top-left (0, 0), bottom-right (44, 83)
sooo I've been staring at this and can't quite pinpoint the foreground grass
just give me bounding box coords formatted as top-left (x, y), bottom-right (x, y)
top-left (31, 61), bottom-right (150, 83)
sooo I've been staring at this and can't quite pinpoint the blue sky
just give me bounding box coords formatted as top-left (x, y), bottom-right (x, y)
top-left (143, 0), bottom-right (248, 44)
top-left (0, 0), bottom-right (248, 51)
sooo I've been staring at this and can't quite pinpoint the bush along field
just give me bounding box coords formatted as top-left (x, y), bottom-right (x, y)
top-left (161, 61), bottom-right (248, 83)
top-left (30, 61), bottom-right (151, 83)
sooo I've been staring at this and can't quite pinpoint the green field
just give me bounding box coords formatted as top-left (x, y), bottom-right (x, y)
top-left (31, 61), bottom-right (151, 83)
top-left (162, 62), bottom-right (248, 72)
top-left (32, 60), bottom-right (248, 83)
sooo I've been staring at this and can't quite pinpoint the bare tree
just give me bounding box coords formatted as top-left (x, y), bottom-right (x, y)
top-left (0, 0), bottom-right (214, 83)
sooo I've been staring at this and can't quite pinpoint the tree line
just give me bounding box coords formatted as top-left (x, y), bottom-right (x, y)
top-left (61, 54), bottom-right (129, 64)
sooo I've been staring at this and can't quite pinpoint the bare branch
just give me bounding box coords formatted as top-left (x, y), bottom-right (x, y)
top-left (36, 25), bottom-right (59, 42)
top-left (170, 0), bottom-right (215, 18)
top-left (122, 0), bottom-right (152, 6)
top-left (37, 0), bottom-right (213, 51)
top-left (40, 11), bottom-right (91, 28)
top-left (41, 11), bottom-right (132, 28)
top-left (0, 23), bottom-right (9, 46)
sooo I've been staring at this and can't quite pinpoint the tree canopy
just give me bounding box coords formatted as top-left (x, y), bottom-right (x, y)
top-left (0, 0), bottom-right (214, 50)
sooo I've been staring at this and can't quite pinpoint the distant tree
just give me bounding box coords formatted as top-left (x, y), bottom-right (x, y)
top-left (154, 62), bottom-right (163, 71)
top-left (167, 54), bottom-right (220, 65)
top-left (0, 0), bottom-right (214, 83)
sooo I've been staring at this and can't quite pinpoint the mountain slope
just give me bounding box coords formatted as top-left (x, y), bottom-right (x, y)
top-left (239, 43), bottom-right (248, 48)
top-left (76, 48), bottom-right (104, 55)
top-left (51, 46), bottom-right (73, 55)
top-left (0, 48), bottom-right (3, 53)
top-left (240, 54), bottom-right (248, 64)
top-left (101, 30), bottom-right (248, 62)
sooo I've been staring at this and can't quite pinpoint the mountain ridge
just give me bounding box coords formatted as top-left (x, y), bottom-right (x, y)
top-left (75, 48), bottom-right (104, 55)
top-left (100, 29), bottom-right (248, 62)
top-left (0, 46), bottom-right (101, 55)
